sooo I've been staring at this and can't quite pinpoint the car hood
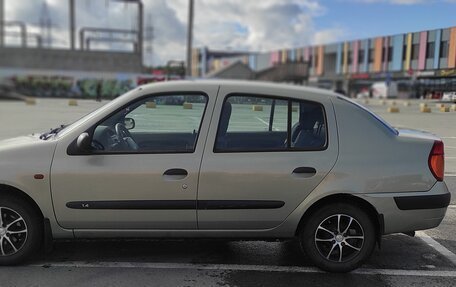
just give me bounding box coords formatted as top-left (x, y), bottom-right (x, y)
top-left (0, 134), bottom-right (43, 151)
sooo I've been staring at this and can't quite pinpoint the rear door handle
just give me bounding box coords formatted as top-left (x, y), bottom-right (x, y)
top-left (164, 168), bottom-right (188, 176)
top-left (163, 168), bottom-right (188, 180)
top-left (292, 167), bottom-right (316, 177)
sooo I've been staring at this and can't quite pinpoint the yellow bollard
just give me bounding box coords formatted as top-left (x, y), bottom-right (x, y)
top-left (440, 106), bottom-right (450, 112)
top-left (420, 106), bottom-right (432, 113)
top-left (252, 105), bottom-right (263, 111)
top-left (68, 99), bottom-right (78, 106)
top-left (436, 103), bottom-right (445, 109)
top-left (183, 102), bottom-right (193, 109)
top-left (25, 97), bottom-right (36, 105)
top-left (419, 103), bottom-right (428, 109)
top-left (146, 101), bottom-right (156, 108)
top-left (451, 104), bottom-right (456, 112)
top-left (387, 107), bottom-right (400, 113)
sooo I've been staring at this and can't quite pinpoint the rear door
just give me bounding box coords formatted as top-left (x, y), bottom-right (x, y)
top-left (197, 87), bottom-right (338, 230)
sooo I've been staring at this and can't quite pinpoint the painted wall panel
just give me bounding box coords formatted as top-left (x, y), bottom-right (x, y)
top-left (200, 48), bottom-right (207, 76)
top-left (352, 41), bottom-right (359, 73)
top-left (336, 43), bottom-right (342, 74)
top-left (434, 30), bottom-right (442, 69)
top-left (418, 31), bottom-right (427, 70)
top-left (343, 42), bottom-right (349, 74)
top-left (448, 27), bottom-right (456, 68)
top-left (383, 37), bottom-right (389, 71)
top-left (281, 49), bottom-right (288, 63)
top-left (362, 40), bottom-right (369, 72)
top-left (392, 35), bottom-right (404, 71)
top-left (373, 37), bottom-right (383, 72)
top-left (304, 47), bottom-right (310, 62)
top-left (270, 51), bottom-right (279, 65)
top-left (248, 55), bottom-right (256, 70)
top-left (317, 46), bottom-right (324, 75)
top-left (404, 33), bottom-right (413, 71)
top-left (290, 49), bottom-right (296, 61)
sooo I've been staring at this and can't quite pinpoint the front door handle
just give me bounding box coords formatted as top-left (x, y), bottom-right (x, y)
top-left (163, 168), bottom-right (188, 180)
top-left (292, 167), bottom-right (316, 177)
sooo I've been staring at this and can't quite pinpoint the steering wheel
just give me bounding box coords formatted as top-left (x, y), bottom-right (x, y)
top-left (115, 123), bottom-right (138, 150)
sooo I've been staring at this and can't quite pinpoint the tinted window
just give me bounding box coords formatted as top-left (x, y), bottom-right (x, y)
top-left (92, 94), bottom-right (207, 153)
top-left (215, 94), bottom-right (327, 152)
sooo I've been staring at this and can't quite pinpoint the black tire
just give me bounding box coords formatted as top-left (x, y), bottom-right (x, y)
top-left (0, 194), bottom-right (43, 265)
top-left (299, 202), bottom-right (376, 273)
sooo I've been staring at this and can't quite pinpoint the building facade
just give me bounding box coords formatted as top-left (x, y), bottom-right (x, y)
top-left (192, 26), bottom-right (456, 97)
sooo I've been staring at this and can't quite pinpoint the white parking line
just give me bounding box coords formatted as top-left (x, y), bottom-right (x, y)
top-left (416, 231), bottom-right (456, 266)
top-left (255, 117), bottom-right (279, 131)
top-left (28, 261), bottom-right (456, 277)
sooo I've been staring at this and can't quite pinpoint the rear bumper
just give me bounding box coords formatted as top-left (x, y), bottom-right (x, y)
top-left (394, 192), bottom-right (451, 210)
top-left (360, 181), bottom-right (451, 234)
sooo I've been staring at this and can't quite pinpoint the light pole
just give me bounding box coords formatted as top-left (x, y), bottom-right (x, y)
top-left (0, 0), bottom-right (4, 47)
top-left (186, 0), bottom-right (194, 77)
top-left (69, 0), bottom-right (75, 49)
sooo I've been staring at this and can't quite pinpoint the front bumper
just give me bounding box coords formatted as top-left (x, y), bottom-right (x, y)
top-left (360, 181), bottom-right (451, 234)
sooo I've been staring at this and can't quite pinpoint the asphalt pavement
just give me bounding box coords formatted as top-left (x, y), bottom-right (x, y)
top-left (0, 98), bottom-right (455, 287)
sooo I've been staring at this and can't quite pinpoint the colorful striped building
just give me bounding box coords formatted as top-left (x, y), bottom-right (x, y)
top-left (192, 26), bottom-right (456, 97)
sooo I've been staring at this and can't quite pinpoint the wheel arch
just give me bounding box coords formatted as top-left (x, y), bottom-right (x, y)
top-left (0, 184), bottom-right (44, 220)
top-left (295, 193), bottom-right (384, 246)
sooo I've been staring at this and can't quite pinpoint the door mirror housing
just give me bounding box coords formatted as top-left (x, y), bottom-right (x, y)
top-left (124, 118), bottom-right (135, 130)
top-left (76, 132), bottom-right (91, 151)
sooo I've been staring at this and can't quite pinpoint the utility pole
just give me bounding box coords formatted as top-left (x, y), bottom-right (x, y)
top-left (0, 0), bottom-right (4, 47)
top-left (69, 0), bottom-right (75, 50)
top-left (186, 0), bottom-right (194, 77)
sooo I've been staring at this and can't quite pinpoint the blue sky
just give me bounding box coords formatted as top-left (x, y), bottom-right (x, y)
top-left (315, 1), bottom-right (456, 42)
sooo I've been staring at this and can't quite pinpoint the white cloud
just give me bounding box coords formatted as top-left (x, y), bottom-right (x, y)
top-left (3, 0), bottom-right (346, 65)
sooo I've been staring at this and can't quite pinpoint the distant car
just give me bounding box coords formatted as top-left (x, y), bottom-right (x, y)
top-left (0, 80), bottom-right (450, 272)
top-left (371, 82), bottom-right (398, 99)
top-left (442, 91), bottom-right (456, 102)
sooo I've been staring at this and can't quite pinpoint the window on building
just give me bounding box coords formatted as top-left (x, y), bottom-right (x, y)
top-left (388, 47), bottom-right (393, 62)
top-left (411, 44), bottom-right (420, 60)
top-left (214, 95), bottom-right (327, 152)
top-left (426, 43), bottom-right (435, 59)
top-left (358, 50), bottom-right (365, 63)
top-left (440, 41), bottom-right (449, 58)
top-left (348, 51), bottom-right (353, 65)
top-left (403, 45), bottom-right (407, 61)
top-left (368, 49), bottom-right (375, 63)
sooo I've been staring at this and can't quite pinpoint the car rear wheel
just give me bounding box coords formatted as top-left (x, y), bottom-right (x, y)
top-left (0, 195), bottom-right (42, 265)
top-left (299, 202), bottom-right (376, 272)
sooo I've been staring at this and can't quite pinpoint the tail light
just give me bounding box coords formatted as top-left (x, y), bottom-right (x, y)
top-left (428, 140), bottom-right (444, 181)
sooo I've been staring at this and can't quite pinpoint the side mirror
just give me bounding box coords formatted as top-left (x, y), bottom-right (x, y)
top-left (76, 132), bottom-right (91, 151)
top-left (124, 117), bottom-right (135, 130)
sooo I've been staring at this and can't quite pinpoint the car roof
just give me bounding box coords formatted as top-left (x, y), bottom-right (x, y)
top-left (139, 79), bottom-right (339, 100)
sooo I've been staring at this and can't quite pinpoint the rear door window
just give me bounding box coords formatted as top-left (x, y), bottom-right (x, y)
top-left (215, 94), bottom-right (327, 152)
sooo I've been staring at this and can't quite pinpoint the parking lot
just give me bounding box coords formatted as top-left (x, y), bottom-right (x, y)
top-left (0, 97), bottom-right (455, 286)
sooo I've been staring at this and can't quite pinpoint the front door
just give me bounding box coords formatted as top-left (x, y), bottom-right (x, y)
top-left (51, 92), bottom-right (212, 230)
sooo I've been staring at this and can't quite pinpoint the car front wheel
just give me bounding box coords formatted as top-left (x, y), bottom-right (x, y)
top-left (299, 202), bottom-right (376, 272)
top-left (0, 195), bottom-right (42, 265)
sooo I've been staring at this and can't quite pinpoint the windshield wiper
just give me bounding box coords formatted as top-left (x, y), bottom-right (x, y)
top-left (39, 125), bottom-right (67, 140)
